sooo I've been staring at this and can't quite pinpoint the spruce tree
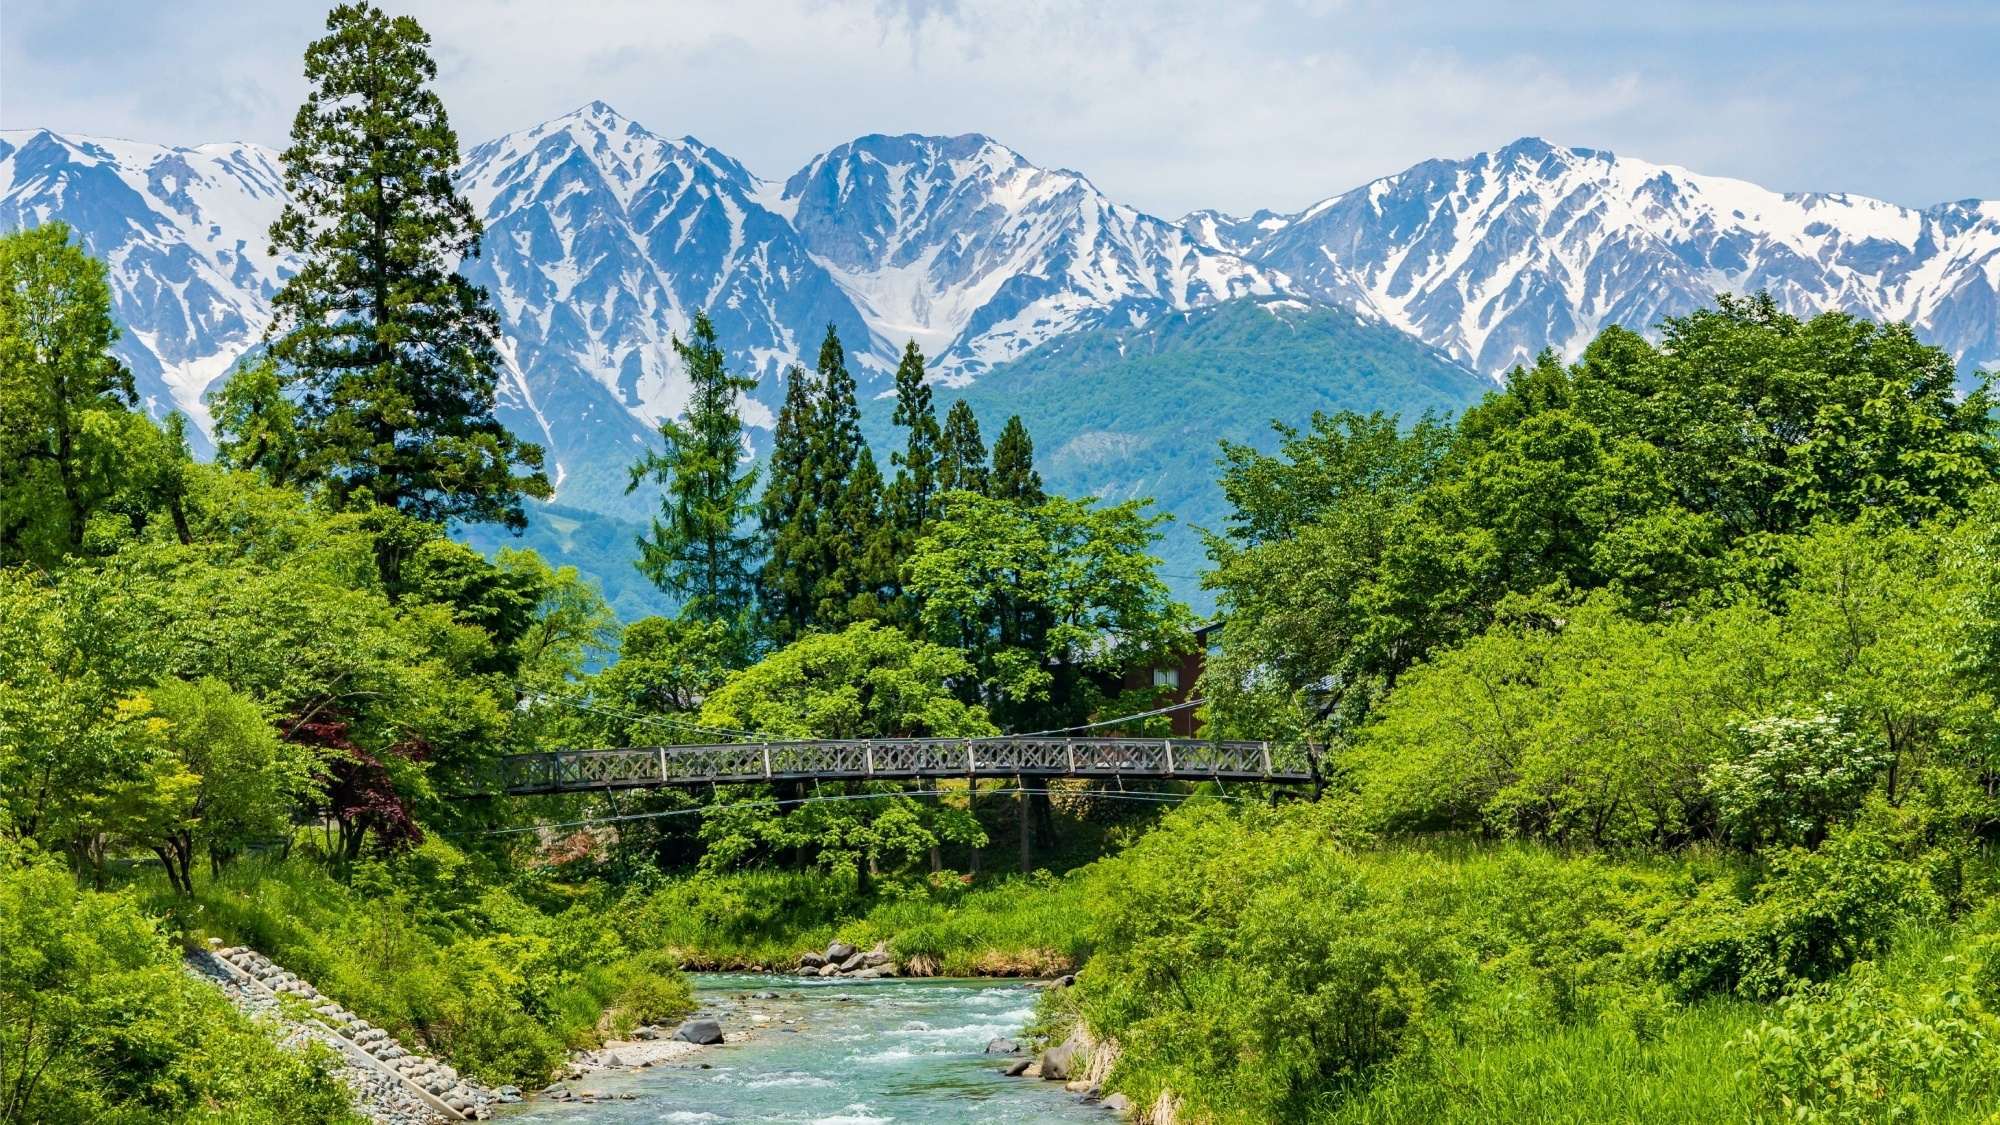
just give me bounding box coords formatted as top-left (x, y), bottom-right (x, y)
top-left (990, 414), bottom-right (1044, 506)
top-left (938, 400), bottom-right (990, 495)
top-left (805, 325), bottom-right (878, 629)
top-left (628, 311), bottom-right (761, 645)
top-left (265, 2), bottom-right (547, 535)
top-left (759, 363), bottom-right (817, 643)
top-left (887, 342), bottom-right (942, 533)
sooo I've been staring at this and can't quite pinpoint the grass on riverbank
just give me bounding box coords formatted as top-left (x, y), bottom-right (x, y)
top-left (138, 839), bottom-right (694, 1088)
top-left (624, 867), bottom-right (1094, 975)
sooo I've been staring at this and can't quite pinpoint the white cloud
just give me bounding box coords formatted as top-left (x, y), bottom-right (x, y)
top-left (2, 0), bottom-right (1992, 215)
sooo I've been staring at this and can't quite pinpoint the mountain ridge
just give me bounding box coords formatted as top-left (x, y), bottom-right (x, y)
top-left (2, 113), bottom-right (1993, 541)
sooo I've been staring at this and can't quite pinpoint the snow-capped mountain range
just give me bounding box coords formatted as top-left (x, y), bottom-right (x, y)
top-left (1, 105), bottom-right (1995, 517)
top-left (1198, 136), bottom-right (2000, 376)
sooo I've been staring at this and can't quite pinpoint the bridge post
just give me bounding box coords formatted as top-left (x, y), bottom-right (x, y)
top-left (965, 740), bottom-right (974, 776)
top-left (657, 747), bottom-right (667, 783)
top-left (865, 744), bottom-right (875, 777)
top-left (1018, 775), bottom-right (1033, 875)
top-left (1066, 741), bottom-right (1076, 773)
top-left (1261, 742), bottom-right (1272, 777)
top-left (1165, 740), bottom-right (1175, 777)
top-left (763, 744), bottom-right (772, 780)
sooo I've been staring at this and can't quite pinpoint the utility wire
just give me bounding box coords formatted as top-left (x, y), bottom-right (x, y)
top-left (1004, 697), bottom-right (1207, 739)
top-left (457, 784), bottom-right (1267, 838)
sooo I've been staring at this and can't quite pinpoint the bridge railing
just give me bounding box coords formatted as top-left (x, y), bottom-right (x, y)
top-left (488, 737), bottom-right (1304, 796)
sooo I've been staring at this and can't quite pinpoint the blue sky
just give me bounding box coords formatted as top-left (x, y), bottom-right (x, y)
top-left (3, 0), bottom-right (1994, 215)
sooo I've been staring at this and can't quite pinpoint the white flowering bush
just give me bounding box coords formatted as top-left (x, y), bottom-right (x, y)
top-left (1706, 709), bottom-right (1889, 847)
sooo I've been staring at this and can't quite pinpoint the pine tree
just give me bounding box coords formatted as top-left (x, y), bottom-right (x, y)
top-left (628, 311), bottom-right (761, 645)
top-left (990, 414), bottom-right (1045, 506)
top-left (265, 2), bottom-right (547, 536)
top-left (887, 342), bottom-right (942, 534)
top-left (938, 400), bottom-right (989, 495)
top-left (759, 363), bottom-right (817, 643)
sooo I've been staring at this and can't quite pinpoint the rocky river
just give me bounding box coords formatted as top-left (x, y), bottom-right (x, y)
top-left (498, 972), bottom-right (1115, 1123)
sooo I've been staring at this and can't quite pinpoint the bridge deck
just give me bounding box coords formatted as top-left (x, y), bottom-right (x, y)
top-left (492, 737), bottom-right (1307, 796)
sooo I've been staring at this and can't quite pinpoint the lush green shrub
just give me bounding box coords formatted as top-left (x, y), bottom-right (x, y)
top-left (1740, 949), bottom-right (2000, 1123)
top-left (1656, 810), bottom-right (1945, 1000)
top-left (0, 847), bottom-right (358, 1124)
top-left (160, 839), bottom-right (690, 1086)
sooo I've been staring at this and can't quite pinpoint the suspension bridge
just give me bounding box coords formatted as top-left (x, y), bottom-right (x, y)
top-left (488, 736), bottom-right (1310, 797)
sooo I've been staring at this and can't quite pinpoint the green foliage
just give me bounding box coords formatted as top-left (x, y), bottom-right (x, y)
top-left (1205, 296), bottom-right (2000, 746)
top-left (121, 678), bottom-right (320, 895)
top-left (908, 492), bottom-right (1194, 730)
top-left (1656, 811), bottom-right (1948, 1002)
top-left (0, 222), bottom-right (140, 568)
top-left (0, 847), bottom-right (358, 1124)
top-left (266, 2), bottom-right (548, 531)
top-left (173, 841), bottom-right (689, 1086)
top-left (628, 311), bottom-right (761, 646)
top-left (212, 357), bottom-right (304, 489)
top-left (1739, 933), bottom-right (2000, 1124)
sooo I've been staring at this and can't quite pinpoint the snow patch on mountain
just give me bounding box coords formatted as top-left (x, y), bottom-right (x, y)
top-left (1191, 137), bottom-right (2000, 378)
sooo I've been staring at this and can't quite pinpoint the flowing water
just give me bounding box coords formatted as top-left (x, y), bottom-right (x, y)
top-left (498, 972), bottom-right (1113, 1123)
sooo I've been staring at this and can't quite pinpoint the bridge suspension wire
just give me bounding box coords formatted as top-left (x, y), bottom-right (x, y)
top-left (456, 785), bottom-right (1264, 839)
top-left (1004, 697), bottom-right (1208, 739)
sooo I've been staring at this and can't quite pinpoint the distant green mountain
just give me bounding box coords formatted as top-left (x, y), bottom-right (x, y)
top-left (476, 297), bottom-right (1489, 626)
top-left (455, 502), bottom-right (677, 625)
top-left (897, 297), bottom-right (1493, 611)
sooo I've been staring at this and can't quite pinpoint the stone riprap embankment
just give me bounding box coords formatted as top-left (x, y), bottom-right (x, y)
top-left (794, 940), bottom-right (897, 978)
top-left (187, 943), bottom-right (499, 1123)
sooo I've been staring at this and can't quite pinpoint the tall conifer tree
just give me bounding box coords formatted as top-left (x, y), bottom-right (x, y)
top-left (265, 2), bottom-right (547, 535)
top-left (991, 414), bottom-right (1044, 506)
top-left (938, 400), bottom-right (989, 495)
top-left (887, 342), bottom-right (942, 534)
top-left (805, 325), bottom-right (881, 629)
top-left (760, 363), bottom-right (817, 643)
top-left (628, 311), bottom-right (761, 645)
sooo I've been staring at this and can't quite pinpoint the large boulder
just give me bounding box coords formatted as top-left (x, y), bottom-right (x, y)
top-left (837, 951), bottom-right (868, 973)
top-left (672, 1018), bottom-right (724, 1045)
top-left (825, 941), bottom-right (857, 963)
top-left (861, 950), bottom-right (890, 968)
top-left (1037, 1028), bottom-right (1093, 1082)
top-left (799, 952), bottom-right (827, 969)
top-left (986, 1038), bottom-right (1020, 1055)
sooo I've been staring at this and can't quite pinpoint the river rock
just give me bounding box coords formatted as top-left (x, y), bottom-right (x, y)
top-left (849, 967), bottom-right (885, 980)
top-left (1002, 1058), bottom-right (1033, 1077)
top-left (796, 966), bottom-right (820, 976)
top-left (818, 963), bottom-right (840, 977)
top-left (1037, 1028), bottom-right (1091, 1082)
top-left (673, 1018), bottom-right (724, 1045)
top-left (1104, 1092), bottom-right (1133, 1112)
top-left (751, 990), bottom-right (780, 999)
top-left (799, 952), bottom-right (827, 969)
top-left (631, 1025), bottom-right (660, 1040)
top-left (986, 1037), bottom-right (1020, 1054)
top-left (826, 941), bottom-right (857, 962)
top-left (861, 950), bottom-right (890, 967)
top-left (838, 951), bottom-right (867, 972)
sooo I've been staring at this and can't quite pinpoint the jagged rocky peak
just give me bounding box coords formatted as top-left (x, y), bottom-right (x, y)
top-left (780, 130), bottom-right (1285, 378)
top-left (1238, 136), bottom-right (2000, 376)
